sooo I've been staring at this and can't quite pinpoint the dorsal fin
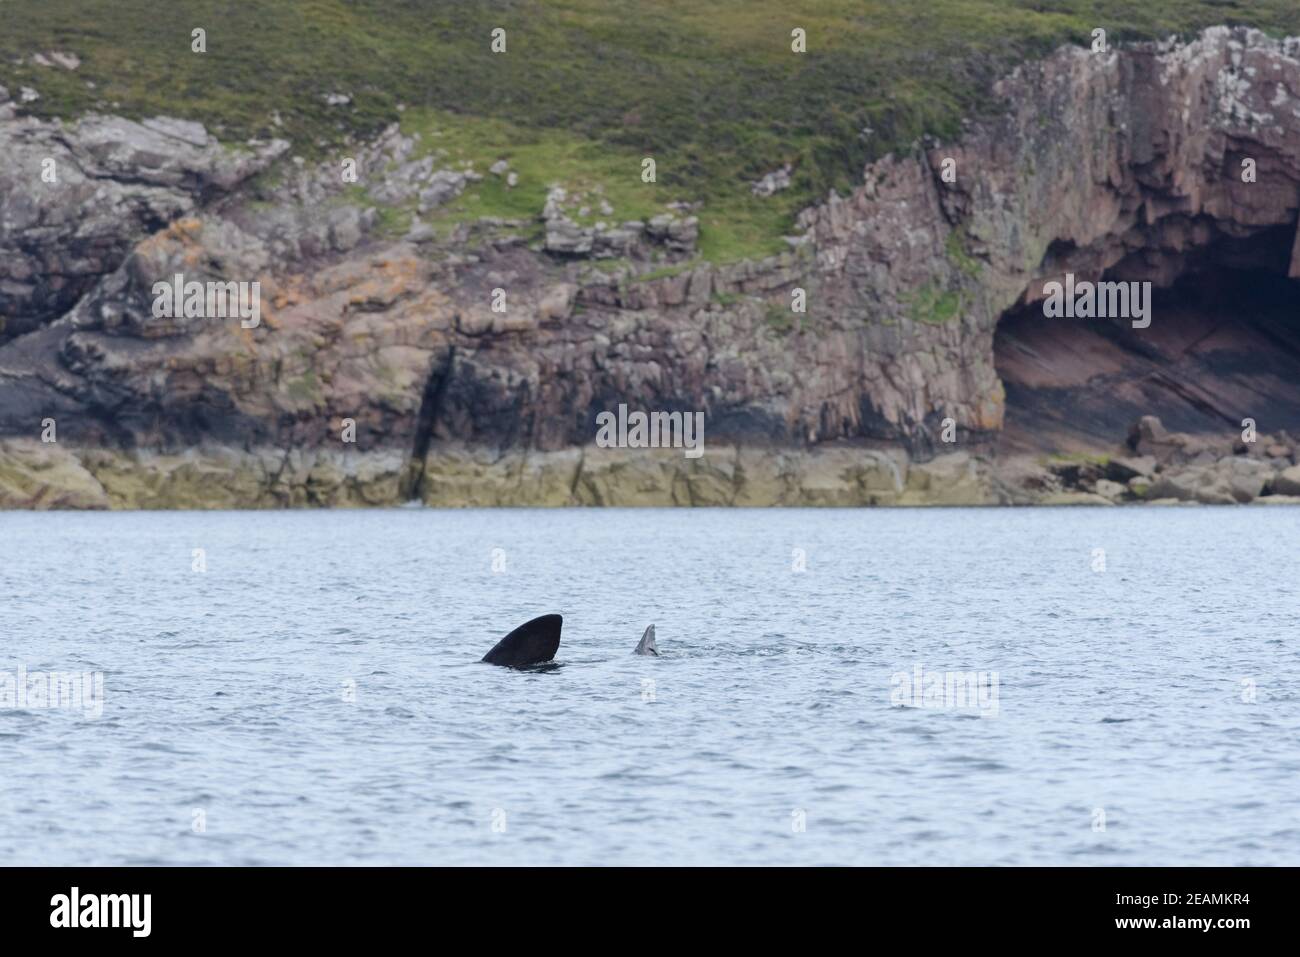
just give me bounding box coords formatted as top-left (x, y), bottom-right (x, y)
top-left (481, 614), bottom-right (562, 667)
top-left (634, 624), bottom-right (658, 656)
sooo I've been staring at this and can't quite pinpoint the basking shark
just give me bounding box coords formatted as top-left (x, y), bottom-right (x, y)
top-left (482, 614), bottom-right (562, 668)
top-left (634, 624), bottom-right (659, 656)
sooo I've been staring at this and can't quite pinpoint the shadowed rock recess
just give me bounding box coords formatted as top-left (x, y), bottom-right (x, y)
top-left (2, 27), bottom-right (1300, 508)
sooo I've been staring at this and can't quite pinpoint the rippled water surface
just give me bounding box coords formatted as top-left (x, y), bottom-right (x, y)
top-left (2, 507), bottom-right (1297, 865)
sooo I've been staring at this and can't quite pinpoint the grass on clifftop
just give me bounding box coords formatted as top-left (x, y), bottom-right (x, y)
top-left (5, 1), bottom-right (1300, 261)
top-left (394, 108), bottom-right (795, 260)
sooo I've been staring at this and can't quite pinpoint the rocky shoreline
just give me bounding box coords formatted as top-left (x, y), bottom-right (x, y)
top-left (4, 415), bottom-right (1298, 508)
top-left (3, 27), bottom-right (1300, 509)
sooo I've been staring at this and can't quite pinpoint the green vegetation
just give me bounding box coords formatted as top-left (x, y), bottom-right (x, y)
top-left (285, 368), bottom-right (322, 404)
top-left (765, 302), bottom-right (799, 335)
top-left (5, 1), bottom-right (1299, 261)
top-left (401, 108), bottom-right (674, 247)
top-left (344, 187), bottom-right (413, 239)
top-left (905, 282), bottom-right (964, 324)
top-left (945, 227), bottom-right (983, 278)
top-left (629, 263), bottom-right (693, 283)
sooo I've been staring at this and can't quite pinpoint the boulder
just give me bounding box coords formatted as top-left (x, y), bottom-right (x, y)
top-left (990, 456), bottom-right (1059, 505)
top-left (1106, 455), bottom-right (1156, 482)
top-left (1093, 478), bottom-right (1127, 501)
top-left (1145, 466), bottom-right (1236, 505)
top-left (416, 168), bottom-right (478, 211)
top-left (646, 214), bottom-right (699, 254)
top-left (1127, 416), bottom-right (1187, 463)
top-left (1220, 456), bottom-right (1272, 503)
top-left (752, 165), bottom-right (793, 197)
top-left (1272, 464), bottom-right (1300, 496)
top-left (1129, 414), bottom-right (1168, 446)
top-left (544, 217), bottom-right (594, 255)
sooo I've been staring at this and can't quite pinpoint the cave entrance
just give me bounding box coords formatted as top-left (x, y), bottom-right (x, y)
top-left (993, 224), bottom-right (1300, 456)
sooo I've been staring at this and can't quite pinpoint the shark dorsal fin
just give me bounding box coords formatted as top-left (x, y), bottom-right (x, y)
top-left (482, 614), bottom-right (563, 667)
top-left (634, 624), bottom-right (659, 656)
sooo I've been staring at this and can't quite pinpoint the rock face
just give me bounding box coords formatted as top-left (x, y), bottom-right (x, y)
top-left (2, 27), bottom-right (1300, 508)
top-left (0, 86), bottom-right (287, 341)
top-left (798, 27), bottom-right (1300, 449)
top-left (541, 186), bottom-right (699, 259)
top-left (0, 439), bottom-right (997, 508)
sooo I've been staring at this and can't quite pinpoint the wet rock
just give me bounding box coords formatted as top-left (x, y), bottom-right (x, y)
top-left (900, 451), bottom-right (992, 505)
top-left (0, 439), bottom-right (109, 509)
top-left (1041, 491), bottom-right (1114, 506)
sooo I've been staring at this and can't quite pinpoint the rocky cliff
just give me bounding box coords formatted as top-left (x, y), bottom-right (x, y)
top-left (2, 26), bottom-right (1300, 508)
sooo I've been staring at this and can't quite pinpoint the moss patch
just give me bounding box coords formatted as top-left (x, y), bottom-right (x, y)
top-left (945, 227), bottom-right (983, 278)
top-left (904, 282), bottom-right (964, 324)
